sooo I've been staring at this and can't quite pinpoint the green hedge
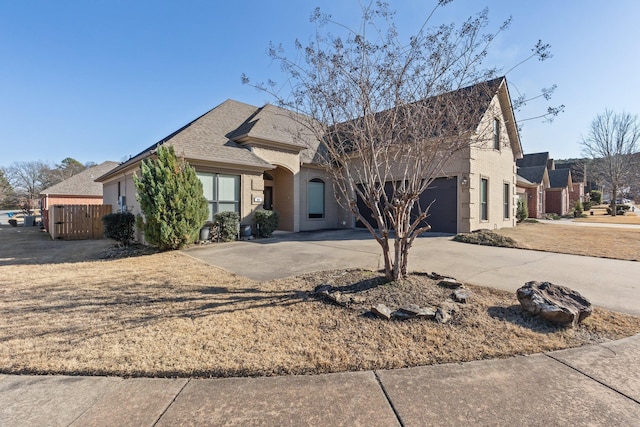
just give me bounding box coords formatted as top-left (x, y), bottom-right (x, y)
top-left (254, 210), bottom-right (279, 238)
top-left (215, 211), bottom-right (240, 242)
top-left (102, 212), bottom-right (136, 246)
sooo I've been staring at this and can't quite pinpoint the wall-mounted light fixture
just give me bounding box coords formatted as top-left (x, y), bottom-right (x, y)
top-left (460, 175), bottom-right (468, 186)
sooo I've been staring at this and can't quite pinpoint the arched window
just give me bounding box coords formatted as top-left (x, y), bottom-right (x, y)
top-left (308, 178), bottom-right (325, 219)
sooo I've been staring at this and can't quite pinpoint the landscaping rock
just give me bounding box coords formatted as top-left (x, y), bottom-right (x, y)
top-left (397, 304), bottom-right (423, 316)
top-left (435, 307), bottom-right (451, 324)
top-left (371, 304), bottom-right (392, 320)
top-left (392, 310), bottom-right (414, 320)
top-left (429, 272), bottom-right (456, 281)
top-left (452, 289), bottom-right (472, 303)
top-left (516, 281), bottom-right (592, 326)
top-left (437, 278), bottom-right (464, 289)
top-left (414, 307), bottom-right (437, 319)
top-left (440, 300), bottom-right (460, 314)
top-left (396, 304), bottom-right (437, 320)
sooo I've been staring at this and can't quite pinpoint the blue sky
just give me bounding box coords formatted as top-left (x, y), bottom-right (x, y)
top-left (1, 1), bottom-right (639, 167)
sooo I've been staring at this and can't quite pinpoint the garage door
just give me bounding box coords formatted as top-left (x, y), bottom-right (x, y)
top-left (356, 177), bottom-right (458, 233)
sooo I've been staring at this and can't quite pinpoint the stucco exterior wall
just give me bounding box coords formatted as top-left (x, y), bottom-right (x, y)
top-left (249, 146), bottom-right (301, 231)
top-left (465, 97), bottom-right (518, 232)
top-left (101, 164), bottom-right (266, 230)
top-left (102, 170), bottom-right (141, 216)
top-left (298, 166), bottom-right (342, 231)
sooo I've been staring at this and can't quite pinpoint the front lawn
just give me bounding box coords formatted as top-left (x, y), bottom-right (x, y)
top-left (494, 222), bottom-right (640, 261)
top-left (0, 243), bottom-right (638, 378)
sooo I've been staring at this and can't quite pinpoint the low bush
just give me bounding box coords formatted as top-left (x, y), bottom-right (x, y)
top-left (102, 212), bottom-right (136, 247)
top-left (453, 230), bottom-right (518, 248)
top-left (590, 190), bottom-right (602, 205)
top-left (606, 205), bottom-right (630, 215)
top-left (214, 211), bottom-right (240, 242)
top-left (574, 200), bottom-right (583, 214)
top-left (516, 198), bottom-right (528, 223)
top-left (254, 210), bottom-right (279, 238)
top-left (582, 201), bottom-right (592, 211)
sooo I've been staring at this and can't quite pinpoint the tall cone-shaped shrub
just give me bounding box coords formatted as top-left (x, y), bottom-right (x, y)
top-left (133, 145), bottom-right (208, 250)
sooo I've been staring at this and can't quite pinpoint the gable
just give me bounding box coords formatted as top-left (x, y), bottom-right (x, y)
top-left (516, 152), bottom-right (549, 168)
top-left (548, 168), bottom-right (571, 189)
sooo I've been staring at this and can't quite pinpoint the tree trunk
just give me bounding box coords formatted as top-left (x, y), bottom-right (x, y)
top-left (611, 186), bottom-right (617, 216)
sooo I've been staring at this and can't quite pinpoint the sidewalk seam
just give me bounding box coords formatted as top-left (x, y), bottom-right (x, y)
top-left (68, 378), bottom-right (122, 426)
top-left (373, 371), bottom-right (405, 427)
top-left (544, 353), bottom-right (640, 405)
top-left (152, 378), bottom-right (191, 426)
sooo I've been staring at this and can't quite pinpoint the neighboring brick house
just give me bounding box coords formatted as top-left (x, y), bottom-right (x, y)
top-left (40, 161), bottom-right (119, 231)
top-left (516, 152), bottom-right (575, 216)
top-left (556, 162), bottom-right (586, 208)
top-left (516, 164), bottom-right (549, 218)
top-left (97, 77), bottom-right (522, 234)
top-left (546, 167), bottom-right (573, 215)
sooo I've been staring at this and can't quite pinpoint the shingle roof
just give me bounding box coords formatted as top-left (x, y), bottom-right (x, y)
top-left (517, 165), bottom-right (547, 184)
top-left (555, 162), bottom-right (585, 182)
top-left (548, 168), bottom-right (571, 189)
top-left (41, 161), bottom-right (119, 196)
top-left (516, 152), bottom-right (549, 168)
top-left (98, 77), bottom-right (518, 181)
top-left (97, 100), bottom-right (274, 181)
top-left (228, 104), bottom-right (312, 150)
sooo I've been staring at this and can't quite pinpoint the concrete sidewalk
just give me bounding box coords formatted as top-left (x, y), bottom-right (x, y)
top-left (1, 334), bottom-right (638, 426)
top-left (184, 229), bottom-right (640, 316)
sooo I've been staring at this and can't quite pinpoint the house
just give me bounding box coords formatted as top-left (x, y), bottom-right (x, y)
top-left (516, 152), bottom-right (574, 216)
top-left (556, 162), bottom-right (586, 208)
top-left (97, 77), bottom-right (522, 234)
top-left (96, 101), bottom-right (347, 233)
top-left (546, 166), bottom-right (573, 215)
top-left (40, 161), bottom-right (119, 231)
top-left (516, 164), bottom-right (549, 218)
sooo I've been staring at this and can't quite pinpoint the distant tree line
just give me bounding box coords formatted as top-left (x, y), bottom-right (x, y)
top-left (0, 158), bottom-right (95, 210)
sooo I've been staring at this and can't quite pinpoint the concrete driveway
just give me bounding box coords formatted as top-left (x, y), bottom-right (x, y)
top-left (184, 229), bottom-right (640, 316)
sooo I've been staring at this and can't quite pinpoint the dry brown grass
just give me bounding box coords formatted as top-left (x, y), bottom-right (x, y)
top-left (1, 225), bottom-right (639, 378)
top-left (496, 222), bottom-right (640, 261)
top-left (576, 205), bottom-right (640, 224)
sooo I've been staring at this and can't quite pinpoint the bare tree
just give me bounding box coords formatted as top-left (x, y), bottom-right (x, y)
top-left (581, 110), bottom-right (640, 215)
top-left (3, 161), bottom-right (52, 209)
top-left (245, 2), bottom-right (556, 280)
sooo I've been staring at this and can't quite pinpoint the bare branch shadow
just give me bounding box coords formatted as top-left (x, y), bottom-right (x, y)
top-left (487, 305), bottom-right (567, 332)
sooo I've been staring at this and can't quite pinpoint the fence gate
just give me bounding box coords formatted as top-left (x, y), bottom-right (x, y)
top-left (49, 204), bottom-right (112, 240)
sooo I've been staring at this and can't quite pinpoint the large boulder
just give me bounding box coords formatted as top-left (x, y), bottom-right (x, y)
top-left (516, 281), bottom-right (592, 326)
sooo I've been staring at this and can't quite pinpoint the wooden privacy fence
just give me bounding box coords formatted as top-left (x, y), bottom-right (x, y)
top-left (49, 204), bottom-right (112, 240)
